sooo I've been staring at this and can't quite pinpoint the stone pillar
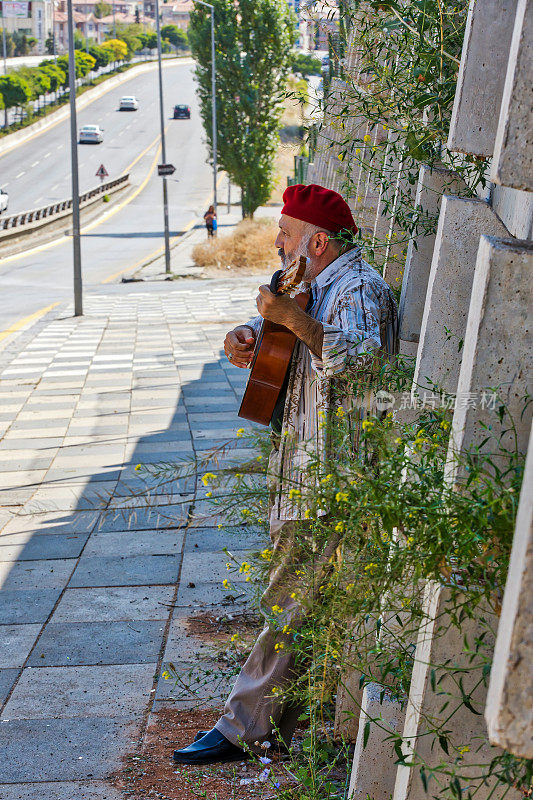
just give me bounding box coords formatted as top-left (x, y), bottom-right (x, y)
top-left (485, 419), bottom-right (533, 759)
top-left (348, 684), bottom-right (405, 800)
top-left (399, 167), bottom-right (466, 345)
top-left (448, 0), bottom-right (519, 157)
top-left (491, 0), bottom-right (533, 192)
top-left (393, 235), bottom-right (532, 800)
top-left (413, 195), bottom-right (508, 396)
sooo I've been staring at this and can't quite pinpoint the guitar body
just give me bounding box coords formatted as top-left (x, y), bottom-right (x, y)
top-left (238, 261), bottom-right (309, 426)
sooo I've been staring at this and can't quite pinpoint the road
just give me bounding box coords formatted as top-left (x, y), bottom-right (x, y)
top-left (0, 58), bottom-right (195, 214)
top-left (0, 59), bottom-right (216, 332)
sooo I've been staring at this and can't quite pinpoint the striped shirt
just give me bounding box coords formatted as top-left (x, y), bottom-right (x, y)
top-left (247, 246), bottom-right (398, 521)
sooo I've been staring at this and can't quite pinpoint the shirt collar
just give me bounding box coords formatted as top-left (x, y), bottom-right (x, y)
top-left (310, 249), bottom-right (360, 292)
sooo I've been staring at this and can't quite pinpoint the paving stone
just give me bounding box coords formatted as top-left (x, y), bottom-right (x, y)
top-left (154, 660), bottom-right (227, 708)
top-left (0, 781), bottom-right (124, 800)
top-left (3, 663), bottom-right (157, 719)
top-left (0, 532), bottom-right (89, 561)
top-left (0, 669), bottom-right (19, 704)
top-left (82, 529), bottom-right (184, 557)
top-left (1, 510), bottom-right (99, 537)
top-left (0, 717), bottom-right (138, 782)
top-left (0, 589), bottom-right (61, 625)
top-left (186, 526), bottom-right (265, 553)
top-left (180, 550), bottom-right (252, 585)
top-left (52, 586), bottom-right (174, 623)
top-left (96, 503), bottom-right (189, 532)
top-left (69, 554), bottom-right (182, 587)
top-left (0, 625), bottom-right (41, 668)
top-left (0, 560), bottom-right (74, 591)
top-left (26, 620), bottom-right (165, 667)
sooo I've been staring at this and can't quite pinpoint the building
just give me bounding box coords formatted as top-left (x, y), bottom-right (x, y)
top-left (0, 0), bottom-right (54, 55)
top-left (160, 0), bottom-right (192, 31)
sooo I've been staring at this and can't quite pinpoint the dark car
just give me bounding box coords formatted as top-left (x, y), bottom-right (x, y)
top-left (173, 104), bottom-right (191, 119)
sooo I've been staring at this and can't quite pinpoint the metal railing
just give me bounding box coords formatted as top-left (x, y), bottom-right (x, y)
top-left (0, 175), bottom-right (129, 231)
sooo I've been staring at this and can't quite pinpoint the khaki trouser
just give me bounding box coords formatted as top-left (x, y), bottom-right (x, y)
top-left (215, 510), bottom-right (339, 747)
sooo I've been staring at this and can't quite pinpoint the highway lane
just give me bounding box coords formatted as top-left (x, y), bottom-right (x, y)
top-left (0, 59), bottom-right (215, 331)
top-left (0, 59), bottom-right (194, 214)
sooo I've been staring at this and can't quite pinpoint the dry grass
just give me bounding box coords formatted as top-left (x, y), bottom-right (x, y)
top-left (192, 218), bottom-right (279, 272)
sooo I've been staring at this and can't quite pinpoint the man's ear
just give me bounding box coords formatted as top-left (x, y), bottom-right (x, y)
top-left (314, 232), bottom-right (330, 256)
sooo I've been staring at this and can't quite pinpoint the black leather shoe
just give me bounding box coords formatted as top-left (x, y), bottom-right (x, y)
top-left (193, 729), bottom-right (289, 754)
top-left (173, 727), bottom-right (249, 765)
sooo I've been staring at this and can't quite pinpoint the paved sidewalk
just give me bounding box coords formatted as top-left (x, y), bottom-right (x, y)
top-left (0, 274), bottom-right (266, 798)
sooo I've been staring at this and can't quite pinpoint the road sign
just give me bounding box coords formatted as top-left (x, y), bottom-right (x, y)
top-left (96, 164), bottom-right (109, 182)
top-left (158, 164), bottom-right (176, 176)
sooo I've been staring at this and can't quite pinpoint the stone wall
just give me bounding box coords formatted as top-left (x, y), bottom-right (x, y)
top-left (306, 0), bottom-right (532, 790)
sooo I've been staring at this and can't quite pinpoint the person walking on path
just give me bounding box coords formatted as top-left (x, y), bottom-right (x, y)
top-left (174, 183), bottom-right (399, 766)
top-left (204, 205), bottom-right (217, 238)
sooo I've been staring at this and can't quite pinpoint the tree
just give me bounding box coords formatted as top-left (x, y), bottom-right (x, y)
top-left (135, 8), bottom-right (140, 24)
top-left (45, 32), bottom-right (55, 55)
top-left (161, 24), bottom-right (188, 50)
top-left (0, 74), bottom-right (32, 126)
top-left (189, 0), bottom-right (295, 217)
top-left (101, 38), bottom-right (128, 63)
top-left (291, 52), bottom-right (321, 77)
top-left (94, 1), bottom-right (112, 18)
top-left (39, 60), bottom-right (66, 100)
top-left (89, 44), bottom-right (112, 69)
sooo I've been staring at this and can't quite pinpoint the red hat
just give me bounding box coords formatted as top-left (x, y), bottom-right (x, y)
top-left (281, 183), bottom-right (358, 235)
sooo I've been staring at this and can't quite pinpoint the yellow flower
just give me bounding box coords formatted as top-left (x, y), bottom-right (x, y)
top-left (205, 491), bottom-right (212, 498)
top-left (304, 509), bottom-right (312, 519)
top-left (337, 152), bottom-right (344, 161)
top-left (290, 592), bottom-right (297, 599)
top-left (320, 474), bottom-right (333, 485)
top-left (230, 633), bottom-right (239, 642)
top-left (364, 134), bottom-right (372, 142)
top-left (440, 420), bottom-right (450, 430)
top-left (256, 455), bottom-right (263, 461)
top-left (226, 562), bottom-right (231, 570)
top-left (162, 670), bottom-right (170, 680)
top-left (335, 521), bottom-right (345, 533)
top-left (201, 472), bottom-right (216, 486)
top-left (331, 649), bottom-right (339, 659)
top-left (395, 437), bottom-right (402, 444)
top-left (272, 686), bottom-right (280, 695)
top-left (236, 428), bottom-right (245, 437)
top-left (335, 406), bottom-right (345, 417)
top-left (134, 463), bottom-right (142, 472)
top-left (260, 548), bottom-right (272, 560)
top-left (335, 492), bottom-right (348, 503)
top-left (458, 746), bottom-right (470, 755)
top-left (271, 605), bottom-right (283, 614)
top-left (239, 562), bottom-right (251, 574)
top-left (355, 148), bottom-right (361, 155)
top-left (218, 523), bottom-right (223, 529)
top-left (364, 562), bottom-right (378, 573)
top-left (288, 488), bottom-right (301, 500)
top-left (406, 536), bottom-right (414, 546)
top-left (274, 642), bottom-right (285, 651)
top-left (345, 583), bottom-right (355, 593)
top-left (362, 420), bottom-right (374, 431)
top-left (282, 624), bottom-right (292, 634)
top-left (383, 124), bottom-right (388, 130)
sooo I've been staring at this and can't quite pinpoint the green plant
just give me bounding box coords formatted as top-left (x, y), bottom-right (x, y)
top-left (188, 0), bottom-right (296, 217)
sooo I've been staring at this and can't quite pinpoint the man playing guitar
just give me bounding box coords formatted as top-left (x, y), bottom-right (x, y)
top-left (174, 183), bottom-right (399, 765)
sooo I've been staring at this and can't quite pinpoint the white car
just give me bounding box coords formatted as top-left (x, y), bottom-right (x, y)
top-left (119, 96), bottom-right (138, 111)
top-left (79, 125), bottom-right (104, 144)
top-left (0, 188), bottom-right (8, 214)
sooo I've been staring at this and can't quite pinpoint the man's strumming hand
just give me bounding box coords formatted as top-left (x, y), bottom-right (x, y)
top-left (224, 325), bottom-right (256, 368)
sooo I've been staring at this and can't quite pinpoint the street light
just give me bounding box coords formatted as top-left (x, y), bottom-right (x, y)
top-left (66, 0), bottom-right (83, 315)
top-left (194, 0), bottom-right (217, 215)
top-left (154, 0), bottom-right (171, 272)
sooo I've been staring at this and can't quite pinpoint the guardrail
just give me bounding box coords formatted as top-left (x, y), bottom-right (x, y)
top-left (0, 175), bottom-right (129, 232)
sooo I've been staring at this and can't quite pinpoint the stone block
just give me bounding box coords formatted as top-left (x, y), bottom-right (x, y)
top-left (449, 237), bottom-right (533, 462)
top-left (0, 717), bottom-right (137, 782)
top-left (399, 166), bottom-right (467, 343)
top-left (26, 620), bottom-right (165, 666)
top-left (485, 420), bottom-right (533, 758)
top-left (0, 532), bottom-right (88, 561)
top-left (52, 586), bottom-right (174, 623)
top-left (3, 663), bottom-right (157, 719)
top-left (491, 185), bottom-right (533, 239)
top-left (69, 554), bottom-right (181, 588)
top-left (448, 0), bottom-right (518, 157)
top-left (0, 589), bottom-right (61, 625)
top-left (348, 684), bottom-right (405, 800)
top-left (0, 781), bottom-right (124, 800)
top-left (491, 0), bottom-right (533, 191)
top-left (413, 196), bottom-right (508, 396)
top-left (392, 585), bottom-right (513, 800)
top-left (0, 669), bottom-right (18, 704)
top-left (0, 625), bottom-right (41, 668)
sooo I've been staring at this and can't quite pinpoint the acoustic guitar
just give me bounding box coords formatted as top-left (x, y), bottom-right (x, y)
top-left (238, 256), bottom-right (309, 426)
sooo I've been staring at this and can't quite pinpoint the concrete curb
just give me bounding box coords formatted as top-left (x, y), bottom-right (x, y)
top-left (0, 57), bottom-right (192, 159)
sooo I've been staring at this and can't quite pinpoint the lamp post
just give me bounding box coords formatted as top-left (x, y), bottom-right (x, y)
top-left (154, 0), bottom-right (170, 272)
top-left (66, 0), bottom-right (83, 315)
top-left (195, 0), bottom-right (217, 214)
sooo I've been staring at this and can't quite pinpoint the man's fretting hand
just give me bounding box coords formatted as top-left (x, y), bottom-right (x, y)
top-left (224, 325), bottom-right (256, 368)
top-left (256, 286), bottom-right (324, 360)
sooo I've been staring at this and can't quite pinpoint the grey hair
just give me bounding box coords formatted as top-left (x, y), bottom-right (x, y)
top-left (300, 222), bottom-right (352, 255)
